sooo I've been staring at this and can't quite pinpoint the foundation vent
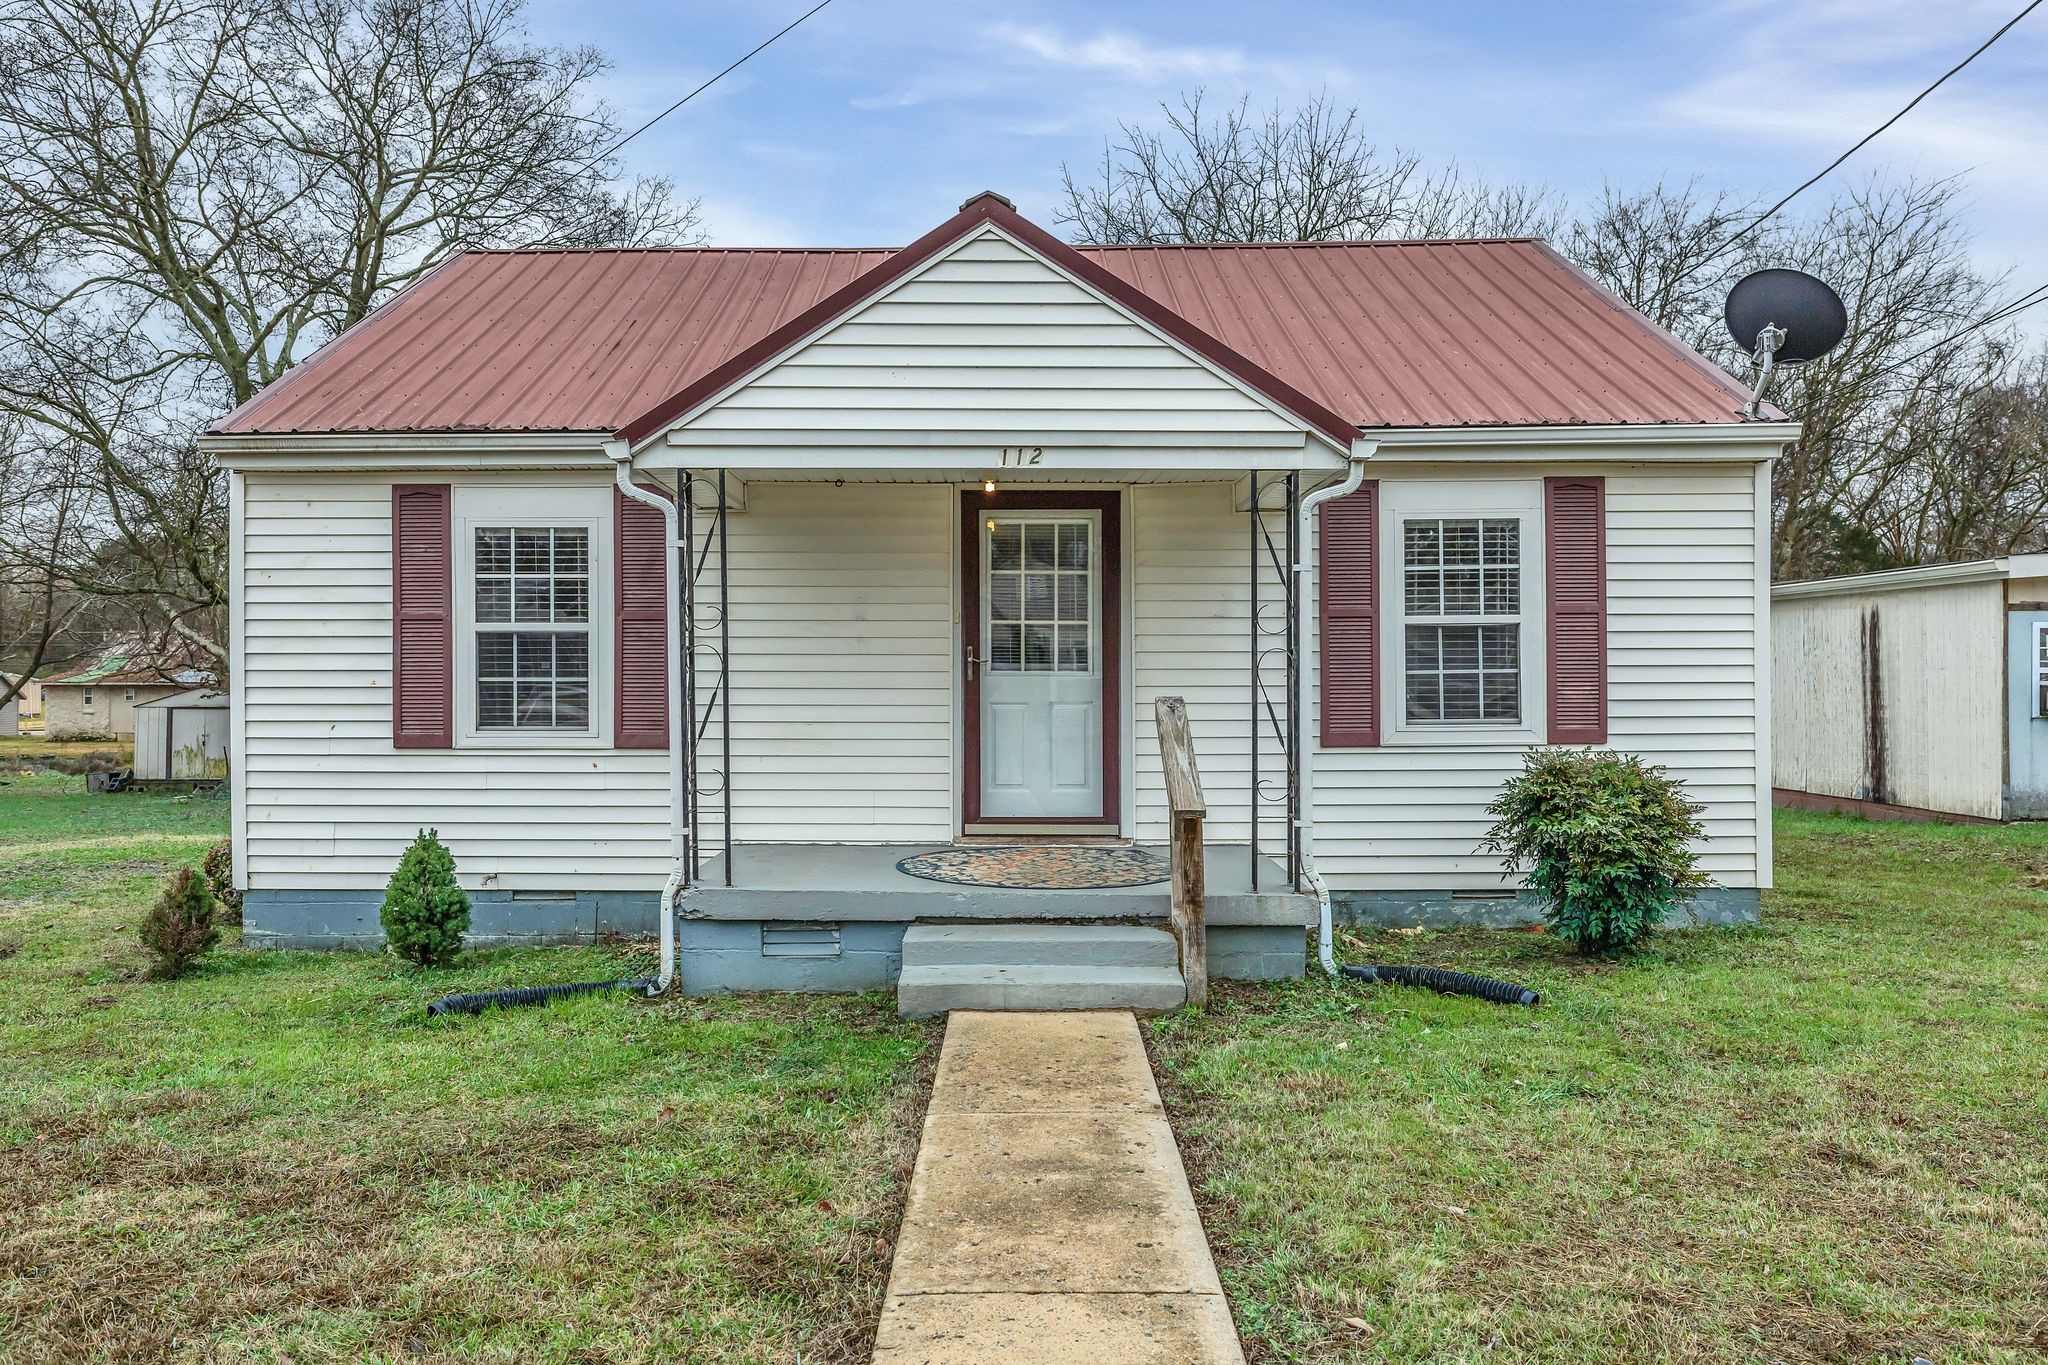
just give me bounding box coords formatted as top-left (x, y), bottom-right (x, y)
top-left (761, 922), bottom-right (842, 958)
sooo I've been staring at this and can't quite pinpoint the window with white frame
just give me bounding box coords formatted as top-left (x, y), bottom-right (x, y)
top-left (1383, 480), bottom-right (1543, 741)
top-left (472, 526), bottom-right (591, 730)
top-left (2035, 622), bottom-right (2048, 717)
top-left (1403, 517), bottom-right (1522, 723)
top-left (82, 687), bottom-right (93, 708)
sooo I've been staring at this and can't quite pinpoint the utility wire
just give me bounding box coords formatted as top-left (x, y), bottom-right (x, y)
top-left (1888, 283), bottom-right (2048, 371)
top-left (1704, 0), bottom-right (2042, 267)
top-left (583, 0), bottom-right (838, 171)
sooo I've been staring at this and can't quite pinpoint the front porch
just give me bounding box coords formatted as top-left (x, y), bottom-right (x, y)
top-left (673, 842), bottom-right (1314, 996)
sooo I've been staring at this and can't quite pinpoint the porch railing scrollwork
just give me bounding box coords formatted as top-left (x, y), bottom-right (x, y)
top-left (679, 470), bottom-right (734, 886)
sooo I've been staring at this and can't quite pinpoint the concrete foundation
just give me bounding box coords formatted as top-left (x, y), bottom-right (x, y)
top-left (1335, 886), bottom-right (1761, 929)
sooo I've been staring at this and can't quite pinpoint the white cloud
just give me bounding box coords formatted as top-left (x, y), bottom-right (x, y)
top-left (981, 22), bottom-right (1251, 83)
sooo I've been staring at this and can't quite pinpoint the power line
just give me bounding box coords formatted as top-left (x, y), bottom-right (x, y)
top-left (1706, 0), bottom-right (2043, 265)
top-left (583, 0), bottom-right (838, 171)
top-left (1889, 283), bottom-right (2048, 371)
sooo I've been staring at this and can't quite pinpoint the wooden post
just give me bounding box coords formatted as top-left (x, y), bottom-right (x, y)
top-left (1154, 695), bottom-right (1208, 1008)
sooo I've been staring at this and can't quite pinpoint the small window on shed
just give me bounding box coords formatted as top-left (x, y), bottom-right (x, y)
top-left (2035, 623), bottom-right (2048, 718)
top-left (81, 688), bottom-right (93, 708)
top-left (123, 687), bottom-right (135, 702)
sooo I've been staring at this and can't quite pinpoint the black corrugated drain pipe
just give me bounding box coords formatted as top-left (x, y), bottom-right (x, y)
top-left (1341, 964), bottom-right (1539, 1007)
top-left (427, 978), bottom-right (658, 1018)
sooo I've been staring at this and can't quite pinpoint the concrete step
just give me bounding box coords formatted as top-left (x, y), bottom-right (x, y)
top-left (898, 963), bottom-right (1187, 1018)
top-left (902, 921), bottom-right (1179, 971)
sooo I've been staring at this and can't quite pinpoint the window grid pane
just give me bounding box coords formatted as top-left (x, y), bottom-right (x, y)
top-left (475, 525), bottom-right (592, 730)
top-left (987, 517), bottom-right (1093, 674)
top-left (1403, 515), bottom-right (1522, 725)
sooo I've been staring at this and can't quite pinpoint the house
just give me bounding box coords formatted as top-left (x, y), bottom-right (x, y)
top-left (1773, 555), bottom-right (2048, 822)
top-left (201, 192), bottom-right (1788, 1001)
top-left (39, 650), bottom-right (206, 742)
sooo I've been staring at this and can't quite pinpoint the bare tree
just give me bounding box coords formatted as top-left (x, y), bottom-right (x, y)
top-left (0, 0), bottom-right (700, 676)
top-left (1562, 180), bottom-right (1759, 349)
top-left (1058, 90), bottom-right (1562, 246)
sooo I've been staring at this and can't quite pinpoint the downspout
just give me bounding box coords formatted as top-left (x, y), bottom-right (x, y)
top-left (607, 440), bottom-right (686, 995)
top-left (1296, 442), bottom-right (1373, 975)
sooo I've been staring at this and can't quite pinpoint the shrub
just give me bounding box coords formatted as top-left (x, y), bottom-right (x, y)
top-left (201, 838), bottom-right (242, 924)
top-left (1480, 748), bottom-right (1707, 956)
top-left (141, 867), bottom-right (220, 978)
top-left (380, 829), bottom-right (470, 967)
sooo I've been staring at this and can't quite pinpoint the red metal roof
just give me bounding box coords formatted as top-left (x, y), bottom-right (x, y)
top-left (213, 207), bottom-right (1757, 438)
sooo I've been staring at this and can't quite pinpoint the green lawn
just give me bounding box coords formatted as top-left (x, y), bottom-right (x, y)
top-left (1149, 811), bottom-right (2048, 1364)
top-left (6, 773), bottom-right (2044, 1363)
top-left (0, 772), bottom-right (934, 1362)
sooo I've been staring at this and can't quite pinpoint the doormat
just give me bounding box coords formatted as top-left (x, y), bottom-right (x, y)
top-left (895, 845), bottom-right (1170, 890)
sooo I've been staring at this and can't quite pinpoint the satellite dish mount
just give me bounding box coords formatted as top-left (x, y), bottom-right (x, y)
top-left (1743, 324), bottom-right (1788, 420)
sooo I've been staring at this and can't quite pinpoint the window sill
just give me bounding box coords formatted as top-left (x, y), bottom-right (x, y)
top-left (1381, 723), bottom-right (1544, 748)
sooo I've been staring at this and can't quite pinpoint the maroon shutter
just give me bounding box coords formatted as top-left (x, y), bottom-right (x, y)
top-left (613, 484), bottom-right (670, 749)
top-left (1319, 480), bottom-right (1380, 747)
top-left (391, 483), bottom-right (453, 749)
top-left (1545, 476), bottom-right (1607, 745)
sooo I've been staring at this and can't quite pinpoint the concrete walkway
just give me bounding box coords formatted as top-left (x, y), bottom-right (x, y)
top-left (873, 1010), bottom-right (1245, 1364)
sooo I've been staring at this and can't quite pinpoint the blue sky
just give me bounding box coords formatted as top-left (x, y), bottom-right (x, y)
top-left (532, 0), bottom-right (2048, 324)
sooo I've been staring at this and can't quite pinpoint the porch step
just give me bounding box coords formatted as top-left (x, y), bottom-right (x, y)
top-left (902, 922), bottom-right (1179, 970)
top-left (898, 923), bottom-right (1186, 1017)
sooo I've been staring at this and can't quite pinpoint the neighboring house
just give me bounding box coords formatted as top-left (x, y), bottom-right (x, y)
top-left (40, 651), bottom-right (206, 742)
top-left (1774, 555), bottom-right (2048, 822)
top-left (2, 674), bottom-right (41, 719)
top-left (202, 192), bottom-right (1790, 992)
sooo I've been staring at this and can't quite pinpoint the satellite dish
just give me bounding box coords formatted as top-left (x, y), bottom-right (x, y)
top-left (1724, 268), bottom-right (1848, 363)
top-left (1724, 268), bottom-right (1847, 417)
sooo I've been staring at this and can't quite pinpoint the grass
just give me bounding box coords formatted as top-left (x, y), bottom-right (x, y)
top-left (1148, 810), bottom-right (2048, 1364)
top-left (0, 771), bottom-right (935, 1363)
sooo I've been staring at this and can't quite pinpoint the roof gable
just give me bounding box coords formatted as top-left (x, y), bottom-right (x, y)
top-left (636, 218), bottom-right (1350, 461)
top-left (616, 194), bottom-right (1358, 451)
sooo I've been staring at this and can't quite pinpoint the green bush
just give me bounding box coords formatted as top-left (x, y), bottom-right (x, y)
top-left (140, 867), bottom-right (220, 978)
top-left (1480, 748), bottom-right (1707, 956)
top-left (201, 837), bottom-right (242, 924)
top-left (379, 829), bottom-right (470, 967)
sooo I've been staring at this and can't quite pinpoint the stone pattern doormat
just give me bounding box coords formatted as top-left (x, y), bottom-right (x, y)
top-left (895, 845), bottom-right (1171, 890)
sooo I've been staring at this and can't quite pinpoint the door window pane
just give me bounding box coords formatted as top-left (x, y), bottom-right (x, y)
top-left (985, 517), bottom-right (1095, 674)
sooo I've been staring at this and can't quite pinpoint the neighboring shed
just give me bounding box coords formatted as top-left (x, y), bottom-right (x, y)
top-left (1772, 555), bottom-right (2048, 822)
top-left (132, 689), bottom-right (230, 781)
top-left (1, 694), bottom-right (16, 738)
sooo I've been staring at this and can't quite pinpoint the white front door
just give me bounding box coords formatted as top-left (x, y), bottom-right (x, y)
top-left (978, 512), bottom-right (1103, 818)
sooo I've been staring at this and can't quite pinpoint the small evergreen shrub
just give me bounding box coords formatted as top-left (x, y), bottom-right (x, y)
top-left (141, 867), bottom-right (220, 978)
top-left (1481, 748), bottom-right (1707, 956)
top-left (201, 838), bottom-right (242, 924)
top-left (380, 829), bottom-right (470, 967)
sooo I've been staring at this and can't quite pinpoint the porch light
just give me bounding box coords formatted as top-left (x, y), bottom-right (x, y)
top-left (983, 477), bottom-right (997, 494)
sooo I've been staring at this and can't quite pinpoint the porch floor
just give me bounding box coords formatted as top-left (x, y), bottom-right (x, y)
top-left (680, 843), bottom-right (1311, 927)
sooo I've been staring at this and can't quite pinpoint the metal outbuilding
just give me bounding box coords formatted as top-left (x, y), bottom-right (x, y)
top-left (1772, 555), bottom-right (2048, 822)
top-left (131, 688), bottom-right (230, 782)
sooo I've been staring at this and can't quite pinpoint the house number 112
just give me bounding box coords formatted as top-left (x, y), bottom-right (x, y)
top-left (998, 446), bottom-right (1045, 466)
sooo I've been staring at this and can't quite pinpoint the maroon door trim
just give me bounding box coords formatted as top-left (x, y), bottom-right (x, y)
top-left (960, 489), bottom-right (1122, 828)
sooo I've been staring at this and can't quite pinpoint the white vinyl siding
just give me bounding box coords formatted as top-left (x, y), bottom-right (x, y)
top-left (663, 228), bottom-right (1312, 466)
top-left (1131, 482), bottom-right (1257, 844)
top-left (238, 472), bottom-right (670, 892)
top-left (1311, 462), bottom-right (1767, 891)
top-left (693, 482), bottom-right (956, 847)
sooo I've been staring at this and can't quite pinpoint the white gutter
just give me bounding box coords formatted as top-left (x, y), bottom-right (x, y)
top-left (1296, 444), bottom-right (1373, 975)
top-left (607, 440), bottom-right (686, 994)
